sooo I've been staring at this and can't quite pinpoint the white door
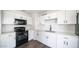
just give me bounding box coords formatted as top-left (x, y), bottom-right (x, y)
top-left (46, 33), bottom-right (57, 48)
top-left (57, 35), bottom-right (64, 48)
top-left (2, 12), bottom-right (15, 24)
top-left (40, 16), bottom-right (46, 25)
top-left (57, 34), bottom-right (78, 48)
top-left (0, 33), bottom-right (16, 48)
top-left (29, 30), bottom-right (35, 40)
top-left (8, 33), bottom-right (16, 48)
top-left (63, 36), bottom-right (78, 48)
top-left (37, 32), bottom-right (49, 46)
top-left (0, 34), bottom-right (9, 48)
top-left (65, 10), bottom-right (76, 24)
top-left (57, 11), bottom-right (66, 24)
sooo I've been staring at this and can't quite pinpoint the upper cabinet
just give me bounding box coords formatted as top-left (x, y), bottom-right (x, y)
top-left (2, 12), bottom-right (15, 24)
top-left (58, 10), bottom-right (76, 24)
top-left (57, 11), bottom-right (66, 24)
top-left (40, 13), bottom-right (57, 25)
top-left (2, 10), bottom-right (32, 25)
top-left (39, 10), bottom-right (77, 24)
top-left (65, 10), bottom-right (76, 24)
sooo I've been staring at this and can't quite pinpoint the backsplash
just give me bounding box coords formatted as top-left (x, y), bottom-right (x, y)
top-left (56, 24), bottom-right (75, 33)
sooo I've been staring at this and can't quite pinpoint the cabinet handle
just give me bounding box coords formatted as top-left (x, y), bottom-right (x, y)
top-left (64, 41), bottom-right (65, 44)
top-left (46, 36), bottom-right (48, 39)
top-left (64, 21), bottom-right (66, 23)
top-left (66, 20), bottom-right (67, 23)
top-left (64, 20), bottom-right (67, 24)
top-left (64, 41), bottom-right (68, 46)
top-left (66, 41), bottom-right (68, 46)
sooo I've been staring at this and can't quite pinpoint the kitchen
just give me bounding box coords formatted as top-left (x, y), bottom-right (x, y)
top-left (0, 10), bottom-right (79, 48)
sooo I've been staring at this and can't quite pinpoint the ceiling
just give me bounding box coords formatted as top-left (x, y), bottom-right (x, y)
top-left (23, 10), bottom-right (47, 13)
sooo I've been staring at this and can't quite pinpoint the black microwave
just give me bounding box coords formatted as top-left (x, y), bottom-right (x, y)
top-left (15, 19), bottom-right (27, 25)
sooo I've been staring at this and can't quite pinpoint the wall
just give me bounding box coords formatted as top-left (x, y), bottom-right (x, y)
top-left (0, 10), bottom-right (1, 34)
top-left (29, 13), bottom-right (40, 40)
top-left (56, 24), bottom-right (75, 34)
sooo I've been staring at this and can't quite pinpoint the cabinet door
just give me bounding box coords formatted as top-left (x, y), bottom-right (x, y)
top-left (65, 10), bottom-right (76, 24)
top-left (40, 16), bottom-right (46, 24)
top-left (29, 30), bottom-right (35, 40)
top-left (8, 33), bottom-right (16, 48)
top-left (0, 33), bottom-right (16, 48)
top-left (37, 32), bottom-right (48, 46)
top-left (38, 32), bottom-right (46, 44)
top-left (46, 33), bottom-right (57, 48)
top-left (63, 36), bottom-right (78, 48)
top-left (0, 34), bottom-right (9, 48)
top-left (57, 35), bottom-right (64, 48)
top-left (57, 11), bottom-right (66, 24)
top-left (27, 17), bottom-right (32, 25)
top-left (57, 34), bottom-right (78, 48)
top-left (2, 12), bottom-right (15, 24)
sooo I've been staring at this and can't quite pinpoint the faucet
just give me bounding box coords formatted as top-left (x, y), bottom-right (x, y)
top-left (49, 25), bottom-right (52, 31)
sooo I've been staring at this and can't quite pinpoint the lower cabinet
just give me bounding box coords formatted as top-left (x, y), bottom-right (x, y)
top-left (29, 30), bottom-right (36, 40)
top-left (37, 32), bottom-right (79, 48)
top-left (0, 33), bottom-right (16, 48)
top-left (57, 34), bottom-right (78, 48)
top-left (37, 32), bottom-right (57, 48)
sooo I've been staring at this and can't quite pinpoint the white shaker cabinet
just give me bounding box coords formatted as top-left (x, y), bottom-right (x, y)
top-left (45, 32), bottom-right (57, 48)
top-left (39, 15), bottom-right (46, 25)
top-left (0, 33), bottom-right (16, 48)
top-left (29, 30), bottom-right (36, 40)
top-left (2, 10), bottom-right (30, 24)
top-left (57, 10), bottom-right (76, 24)
top-left (40, 13), bottom-right (57, 25)
top-left (2, 12), bottom-right (15, 24)
top-left (57, 11), bottom-right (66, 24)
top-left (37, 32), bottom-right (57, 48)
top-left (57, 34), bottom-right (78, 48)
top-left (65, 10), bottom-right (76, 24)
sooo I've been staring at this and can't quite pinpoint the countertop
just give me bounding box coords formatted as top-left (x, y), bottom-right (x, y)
top-left (36, 30), bottom-right (77, 36)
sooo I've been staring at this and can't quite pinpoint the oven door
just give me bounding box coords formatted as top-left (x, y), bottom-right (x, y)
top-left (16, 32), bottom-right (28, 47)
